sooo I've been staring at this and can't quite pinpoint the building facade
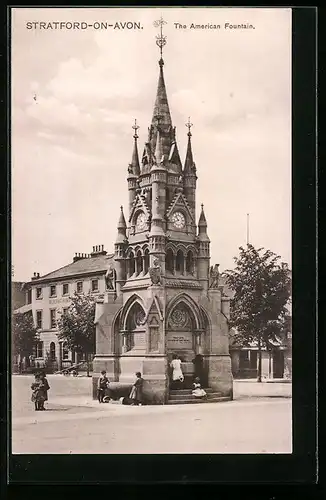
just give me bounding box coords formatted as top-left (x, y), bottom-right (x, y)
top-left (14, 245), bottom-right (114, 371)
top-left (92, 32), bottom-right (233, 404)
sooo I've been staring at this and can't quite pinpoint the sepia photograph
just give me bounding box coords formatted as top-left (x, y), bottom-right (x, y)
top-left (11, 7), bottom-right (293, 455)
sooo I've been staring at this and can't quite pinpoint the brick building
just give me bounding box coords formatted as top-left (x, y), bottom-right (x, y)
top-left (14, 245), bottom-right (113, 371)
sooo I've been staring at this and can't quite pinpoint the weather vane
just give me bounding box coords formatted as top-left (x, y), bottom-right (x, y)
top-left (132, 118), bottom-right (139, 139)
top-left (153, 16), bottom-right (167, 58)
top-left (186, 117), bottom-right (193, 136)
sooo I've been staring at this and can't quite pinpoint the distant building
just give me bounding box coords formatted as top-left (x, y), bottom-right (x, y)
top-left (14, 245), bottom-right (114, 371)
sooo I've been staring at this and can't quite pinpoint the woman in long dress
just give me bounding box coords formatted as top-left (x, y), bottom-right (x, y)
top-left (129, 372), bottom-right (144, 406)
top-left (170, 354), bottom-right (184, 389)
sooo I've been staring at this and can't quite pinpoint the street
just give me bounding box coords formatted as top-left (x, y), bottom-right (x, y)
top-left (11, 375), bottom-right (292, 454)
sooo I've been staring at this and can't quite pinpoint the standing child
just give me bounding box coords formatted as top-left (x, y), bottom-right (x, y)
top-left (39, 372), bottom-right (50, 410)
top-left (129, 372), bottom-right (144, 406)
top-left (97, 370), bottom-right (109, 403)
top-left (31, 373), bottom-right (45, 411)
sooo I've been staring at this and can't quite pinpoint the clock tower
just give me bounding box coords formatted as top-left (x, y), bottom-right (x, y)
top-left (92, 18), bottom-right (233, 404)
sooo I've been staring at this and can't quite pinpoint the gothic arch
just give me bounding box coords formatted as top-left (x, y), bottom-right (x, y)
top-left (112, 308), bottom-right (123, 353)
top-left (165, 248), bottom-right (174, 274)
top-left (141, 244), bottom-right (149, 253)
top-left (175, 249), bottom-right (184, 273)
top-left (175, 243), bottom-right (188, 254)
top-left (165, 244), bottom-right (177, 255)
top-left (134, 245), bottom-right (142, 255)
top-left (144, 247), bottom-right (150, 274)
top-left (166, 293), bottom-right (203, 331)
top-left (120, 294), bottom-right (145, 331)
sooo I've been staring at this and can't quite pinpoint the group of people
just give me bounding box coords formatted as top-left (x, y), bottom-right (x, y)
top-left (30, 355), bottom-right (206, 411)
top-left (97, 370), bottom-right (144, 406)
top-left (170, 354), bottom-right (207, 398)
top-left (31, 372), bottom-right (50, 411)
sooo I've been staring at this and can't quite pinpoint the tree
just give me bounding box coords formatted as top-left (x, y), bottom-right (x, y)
top-left (223, 244), bottom-right (291, 382)
top-left (57, 292), bottom-right (96, 376)
top-left (12, 312), bottom-right (38, 372)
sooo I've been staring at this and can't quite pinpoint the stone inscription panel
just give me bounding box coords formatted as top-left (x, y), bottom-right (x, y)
top-left (133, 331), bottom-right (146, 349)
top-left (167, 331), bottom-right (193, 350)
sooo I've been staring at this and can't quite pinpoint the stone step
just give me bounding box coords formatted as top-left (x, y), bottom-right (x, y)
top-left (167, 396), bottom-right (230, 405)
top-left (169, 388), bottom-right (215, 395)
top-left (169, 392), bottom-right (222, 401)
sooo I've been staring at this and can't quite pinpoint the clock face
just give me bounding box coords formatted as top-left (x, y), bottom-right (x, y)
top-left (136, 212), bottom-right (146, 231)
top-left (171, 211), bottom-right (186, 229)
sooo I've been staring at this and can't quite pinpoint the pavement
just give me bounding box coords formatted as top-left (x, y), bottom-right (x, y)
top-left (11, 375), bottom-right (292, 454)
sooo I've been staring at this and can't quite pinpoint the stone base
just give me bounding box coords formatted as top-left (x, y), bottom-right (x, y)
top-left (142, 356), bottom-right (168, 404)
top-left (92, 354), bottom-right (169, 404)
top-left (206, 355), bottom-right (233, 399)
top-left (92, 355), bottom-right (119, 399)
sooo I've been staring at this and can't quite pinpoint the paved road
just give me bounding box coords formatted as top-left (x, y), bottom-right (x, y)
top-left (11, 375), bottom-right (292, 454)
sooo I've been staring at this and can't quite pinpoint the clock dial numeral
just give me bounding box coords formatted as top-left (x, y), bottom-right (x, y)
top-left (171, 212), bottom-right (185, 229)
top-left (136, 213), bottom-right (146, 230)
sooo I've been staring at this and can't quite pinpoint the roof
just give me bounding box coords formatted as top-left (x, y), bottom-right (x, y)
top-left (26, 254), bottom-right (114, 285)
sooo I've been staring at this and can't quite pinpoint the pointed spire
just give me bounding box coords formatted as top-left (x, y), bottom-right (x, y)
top-left (129, 119), bottom-right (140, 176)
top-left (151, 61), bottom-right (172, 129)
top-left (184, 117), bottom-right (194, 173)
top-left (154, 128), bottom-right (163, 164)
top-left (117, 206), bottom-right (126, 230)
top-left (198, 203), bottom-right (207, 227)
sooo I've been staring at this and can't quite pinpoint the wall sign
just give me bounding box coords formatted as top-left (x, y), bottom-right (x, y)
top-left (49, 297), bottom-right (71, 305)
top-left (167, 331), bottom-right (193, 350)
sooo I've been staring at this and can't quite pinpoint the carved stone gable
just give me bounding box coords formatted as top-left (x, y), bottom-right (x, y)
top-left (166, 192), bottom-right (194, 222)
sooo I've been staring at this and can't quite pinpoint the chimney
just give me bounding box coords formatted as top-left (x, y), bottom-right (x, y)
top-left (73, 252), bottom-right (89, 263)
top-left (90, 244), bottom-right (107, 257)
top-left (31, 272), bottom-right (40, 281)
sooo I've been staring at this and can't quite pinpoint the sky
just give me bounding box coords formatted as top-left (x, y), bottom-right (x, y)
top-left (11, 7), bottom-right (292, 282)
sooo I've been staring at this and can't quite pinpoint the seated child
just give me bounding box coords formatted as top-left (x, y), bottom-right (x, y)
top-left (192, 377), bottom-right (207, 398)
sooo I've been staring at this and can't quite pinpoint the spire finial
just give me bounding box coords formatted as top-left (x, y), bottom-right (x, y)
top-left (132, 119), bottom-right (139, 139)
top-left (201, 203), bottom-right (204, 210)
top-left (186, 117), bottom-right (193, 137)
top-left (154, 17), bottom-right (167, 62)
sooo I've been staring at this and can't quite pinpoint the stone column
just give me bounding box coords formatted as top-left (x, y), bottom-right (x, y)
top-left (121, 330), bottom-right (128, 353)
